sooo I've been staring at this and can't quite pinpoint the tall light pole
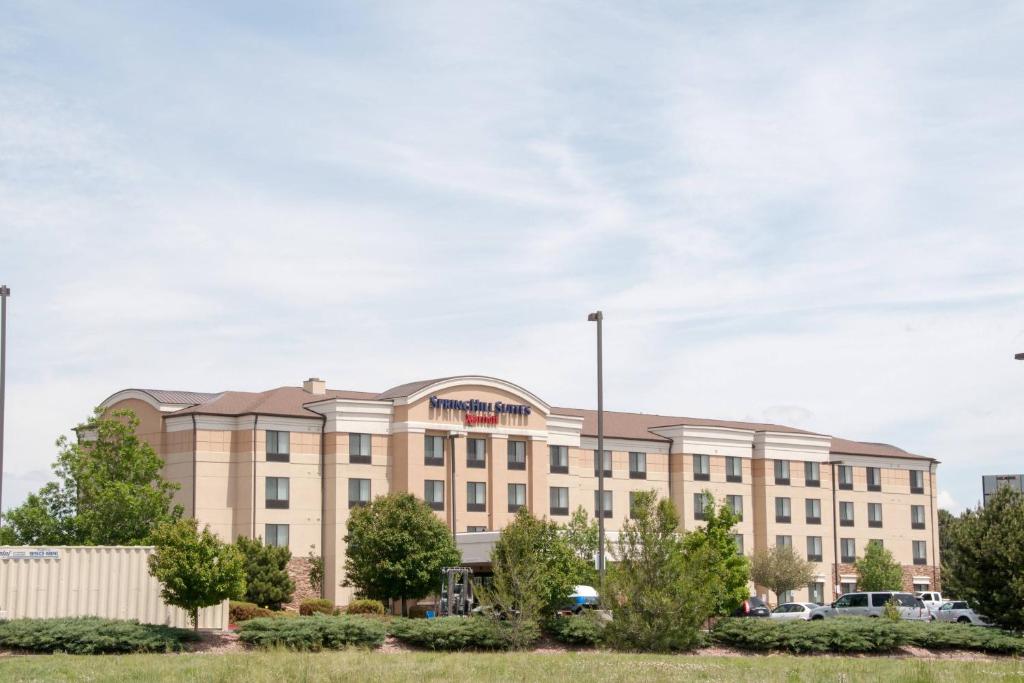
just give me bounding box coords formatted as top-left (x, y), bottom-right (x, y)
top-left (0, 285), bottom-right (9, 525)
top-left (448, 431), bottom-right (463, 536)
top-left (587, 310), bottom-right (605, 583)
top-left (830, 460), bottom-right (843, 599)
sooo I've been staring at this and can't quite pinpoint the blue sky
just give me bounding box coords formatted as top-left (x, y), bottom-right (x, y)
top-left (1, 1), bottom-right (1022, 514)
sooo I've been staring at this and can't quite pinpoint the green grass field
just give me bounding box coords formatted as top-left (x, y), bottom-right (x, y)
top-left (1, 650), bottom-right (1022, 683)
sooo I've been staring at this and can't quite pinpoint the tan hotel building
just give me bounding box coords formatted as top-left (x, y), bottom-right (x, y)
top-left (100, 375), bottom-right (940, 606)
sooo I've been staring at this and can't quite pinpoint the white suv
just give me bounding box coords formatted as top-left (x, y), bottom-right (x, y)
top-left (831, 592), bottom-right (931, 621)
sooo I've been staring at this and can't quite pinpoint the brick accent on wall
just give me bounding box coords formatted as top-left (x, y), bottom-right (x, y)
top-left (836, 562), bottom-right (940, 592)
top-left (284, 557), bottom-right (320, 611)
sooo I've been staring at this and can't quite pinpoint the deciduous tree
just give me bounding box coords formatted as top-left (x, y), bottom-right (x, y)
top-left (0, 408), bottom-right (182, 545)
top-left (750, 544), bottom-right (816, 606)
top-left (148, 518), bottom-right (246, 630)
top-left (855, 540), bottom-right (903, 591)
top-left (342, 493), bottom-right (460, 615)
top-left (681, 492), bottom-right (750, 616)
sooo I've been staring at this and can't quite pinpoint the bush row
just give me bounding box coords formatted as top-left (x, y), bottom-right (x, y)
top-left (236, 615), bottom-right (386, 650)
top-left (388, 617), bottom-right (539, 650)
top-left (544, 614), bottom-right (606, 646)
top-left (0, 617), bottom-right (199, 654)
top-left (712, 617), bottom-right (1024, 655)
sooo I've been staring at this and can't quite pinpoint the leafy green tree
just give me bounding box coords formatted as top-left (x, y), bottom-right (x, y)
top-left (563, 505), bottom-right (599, 587)
top-left (855, 540), bottom-right (903, 591)
top-left (343, 493), bottom-right (460, 615)
top-left (148, 518), bottom-right (246, 630)
top-left (235, 536), bottom-right (295, 610)
top-left (681, 492), bottom-right (750, 616)
top-left (938, 508), bottom-right (957, 578)
top-left (0, 408), bottom-right (182, 545)
top-left (749, 544), bottom-right (816, 606)
top-left (601, 490), bottom-right (708, 652)
top-left (308, 544), bottom-right (325, 597)
top-left (489, 508), bottom-right (581, 613)
top-left (942, 487), bottom-right (1024, 630)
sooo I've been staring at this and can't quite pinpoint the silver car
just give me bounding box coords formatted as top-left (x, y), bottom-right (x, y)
top-left (933, 600), bottom-right (992, 626)
top-left (770, 602), bottom-right (831, 621)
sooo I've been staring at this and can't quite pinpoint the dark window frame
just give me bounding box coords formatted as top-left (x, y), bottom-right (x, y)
top-left (466, 438), bottom-right (487, 469)
top-left (774, 459), bottom-right (791, 486)
top-left (594, 450), bottom-right (612, 478)
top-left (424, 435), bottom-right (445, 467)
top-left (508, 483), bottom-right (526, 512)
top-left (507, 441), bottom-right (527, 471)
top-left (726, 456), bottom-right (743, 483)
top-left (867, 467), bottom-right (882, 492)
top-left (629, 451), bottom-right (647, 480)
top-left (549, 445), bottom-right (569, 474)
top-left (347, 478), bottom-right (371, 509)
top-left (693, 454), bottom-right (710, 482)
top-left (266, 430), bottom-right (290, 463)
top-left (466, 482), bottom-right (486, 512)
top-left (804, 461), bottom-right (820, 487)
top-left (838, 465), bottom-right (854, 490)
top-left (265, 477), bottom-right (290, 509)
top-left (424, 480), bottom-right (445, 511)
top-left (775, 497), bottom-right (791, 523)
top-left (349, 433), bottom-right (372, 464)
top-left (910, 470), bottom-right (925, 494)
top-left (594, 490), bottom-right (613, 519)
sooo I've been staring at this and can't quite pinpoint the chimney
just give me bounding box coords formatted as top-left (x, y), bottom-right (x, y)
top-left (303, 377), bottom-right (326, 395)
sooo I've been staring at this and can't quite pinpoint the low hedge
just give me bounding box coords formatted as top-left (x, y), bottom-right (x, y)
top-left (0, 617), bottom-right (199, 654)
top-left (229, 601), bottom-right (274, 623)
top-left (389, 616), bottom-right (539, 650)
top-left (544, 613), bottom-right (606, 646)
top-left (712, 617), bottom-right (1024, 655)
top-left (237, 615), bottom-right (386, 650)
top-left (299, 599), bottom-right (335, 616)
top-left (346, 599), bottom-right (385, 615)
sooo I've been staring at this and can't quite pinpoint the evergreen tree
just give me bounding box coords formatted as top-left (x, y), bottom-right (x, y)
top-left (235, 535), bottom-right (295, 610)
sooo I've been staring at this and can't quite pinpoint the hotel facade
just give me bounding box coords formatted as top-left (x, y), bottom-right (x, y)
top-left (100, 375), bottom-right (940, 607)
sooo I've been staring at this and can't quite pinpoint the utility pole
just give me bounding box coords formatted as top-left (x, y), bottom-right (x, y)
top-left (588, 310), bottom-right (605, 583)
top-left (0, 285), bottom-right (9, 524)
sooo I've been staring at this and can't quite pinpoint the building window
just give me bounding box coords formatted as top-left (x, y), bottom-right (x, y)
top-left (808, 582), bottom-right (824, 604)
top-left (868, 502), bottom-right (883, 528)
top-left (550, 487), bottom-right (569, 516)
top-left (594, 490), bottom-right (613, 519)
top-left (807, 535), bottom-right (823, 562)
top-left (838, 465), bottom-right (853, 490)
top-left (348, 433), bottom-right (371, 464)
top-left (466, 438), bottom-right (487, 468)
top-left (912, 581), bottom-right (930, 593)
top-left (804, 461), bottom-right (820, 487)
top-left (694, 454), bottom-right (710, 481)
top-left (694, 492), bottom-right (712, 520)
top-left (911, 505), bottom-right (926, 530)
top-left (841, 538), bottom-right (856, 563)
top-left (779, 589), bottom-right (795, 604)
top-left (840, 580), bottom-right (857, 595)
top-left (467, 526), bottom-right (487, 532)
top-left (913, 540), bottom-right (928, 565)
top-left (774, 459), bottom-right (790, 485)
top-left (839, 501), bottom-right (854, 526)
top-left (594, 450), bottom-right (612, 477)
top-left (775, 497), bottom-right (791, 523)
top-left (424, 435), bottom-right (445, 466)
top-left (467, 482), bottom-right (486, 512)
top-left (726, 494), bottom-right (743, 520)
top-left (549, 445), bottom-right (568, 474)
top-left (732, 533), bottom-right (744, 555)
top-left (805, 498), bottom-right (822, 524)
top-left (266, 430), bottom-right (290, 462)
top-left (265, 477), bottom-right (289, 509)
top-left (508, 483), bottom-right (526, 512)
top-left (910, 470), bottom-right (925, 494)
top-left (726, 456), bottom-right (743, 482)
top-left (629, 452), bottom-right (647, 479)
top-left (507, 441), bottom-right (526, 470)
top-left (867, 467), bottom-right (882, 492)
top-left (776, 535), bottom-right (792, 548)
top-left (265, 524), bottom-right (289, 548)
top-left (348, 478), bottom-right (370, 508)
top-left (424, 480), bottom-right (445, 511)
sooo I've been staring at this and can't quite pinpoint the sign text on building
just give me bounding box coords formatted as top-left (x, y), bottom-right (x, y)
top-left (429, 395), bottom-right (531, 427)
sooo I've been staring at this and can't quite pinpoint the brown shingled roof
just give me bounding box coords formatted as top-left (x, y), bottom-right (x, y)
top-left (550, 407), bottom-right (818, 441)
top-left (141, 380), bottom-right (931, 461)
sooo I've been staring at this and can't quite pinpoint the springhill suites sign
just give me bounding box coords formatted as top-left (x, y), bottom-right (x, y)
top-left (428, 395), bottom-right (531, 427)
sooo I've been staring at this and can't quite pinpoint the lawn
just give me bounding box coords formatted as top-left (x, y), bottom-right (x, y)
top-left (1, 650), bottom-right (1022, 682)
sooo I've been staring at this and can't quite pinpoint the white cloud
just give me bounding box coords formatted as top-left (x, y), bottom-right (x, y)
top-left (938, 490), bottom-right (964, 515)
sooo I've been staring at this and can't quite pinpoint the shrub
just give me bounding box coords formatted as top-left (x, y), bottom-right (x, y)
top-left (230, 600), bottom-right (274, 623)
top-left (237, 615), bottom-right (386, 650)
top-left (389, 616), bottom-right (539, 650)
top-left (346, 599), bottom-right (386, 615)
top-left (236, 536), bottom-right (295, 610)
top-left (711, 617), bottom-right (1024, 655)
top-left (300, 599), bottom-right (335, 616)
top-left (544, 613), bottom-right (605, 646)
top-left (0, 617), bottom-right (199, 654)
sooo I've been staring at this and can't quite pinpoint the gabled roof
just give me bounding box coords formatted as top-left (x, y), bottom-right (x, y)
top-left (551, 407), bottom-right (817, 442)
top-left (170, 386), bottom-right (380, 418)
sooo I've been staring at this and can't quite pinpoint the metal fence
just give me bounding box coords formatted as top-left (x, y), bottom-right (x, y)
top-left (0, 546), bottom-right (227, 630)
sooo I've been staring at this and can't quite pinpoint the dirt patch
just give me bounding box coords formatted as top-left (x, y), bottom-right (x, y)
top-left (185, 630), bottom-right (244, 654)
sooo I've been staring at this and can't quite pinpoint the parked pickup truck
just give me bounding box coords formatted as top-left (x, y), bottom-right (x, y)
top-left (916, 591), bottom-right (945, 612)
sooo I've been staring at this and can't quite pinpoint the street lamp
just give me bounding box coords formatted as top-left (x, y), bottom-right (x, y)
top-left (587, 310), bottom-right (605, 583)
top-left (0, 285), bottom-right (8, 525)
top-left (829, 460), bottom-right (843, 599)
